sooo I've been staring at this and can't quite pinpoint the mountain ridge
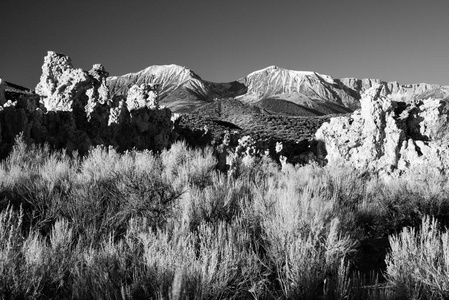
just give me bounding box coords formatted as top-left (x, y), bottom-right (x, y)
top-left (106, 64), bottom-right (449, 116)
top-left (5, 61), bottom-right (447, 116)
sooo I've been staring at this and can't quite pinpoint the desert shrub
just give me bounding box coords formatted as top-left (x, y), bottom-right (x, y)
top-left (183, 172), bottom-right (254, 231)
top-left (0, 210), bottom-right (75, 298)
top-left (71, 235), bottom-right (144, 300)
top-left (80, 146), bottom-right (124, 181)
top-left (113, 168), bottom-right (181, 231)
top-left (4, 136), bottom-right (449, 299)
top-left (134, 223), bottom-right (198, 298)
top-left (80, 146), bottom-right (159, 182)
top-left (0, 136), bottom-right (75, 194)
top-left (161, 141), bottom-right (217, 191)
top-left (14, 177), bottom-right (66, 235)
top-left (2, 135), bottom-right (51, 174)
top-left (359, 170), bottom-right (449, 237)
top-left (0, 206), bottom-right (24, 298)
top-left (19, 219), bottom-right (75, 298)
top-left (63, 169), bottom-right (180, 243)
top-left (0, 138), bottom-right (78, 233)
top-left (385, 216), bottom-right (449, 299)
top-left (134, 220), bottom-right (261, 299)
top-left (259, 182), bottom-right (356, 299)
top-left (233, 153), bottom-right (280, 187)
top-left (193, 221), bottom-right (261, 299)
top-left (0, 142), bottom-right (180, 242)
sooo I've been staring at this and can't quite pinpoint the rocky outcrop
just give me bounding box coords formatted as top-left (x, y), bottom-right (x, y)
top-left (35, 52), bottom-right (110, 114)
top-left (0, 51), bottom-right (174, 158)
top-left (126, 83), bottom-right (159, 111)
top-left (316, 84), bottom-right (449, 174)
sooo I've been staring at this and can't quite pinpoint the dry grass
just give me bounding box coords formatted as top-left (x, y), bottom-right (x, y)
top-left (386, 216), bottom-right (449, 299)
top-left (1, 136), bottom-right (449, 299)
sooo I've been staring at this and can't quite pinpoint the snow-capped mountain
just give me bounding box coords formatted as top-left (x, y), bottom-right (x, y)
top-left (107, 64), bottom-right (449, 116)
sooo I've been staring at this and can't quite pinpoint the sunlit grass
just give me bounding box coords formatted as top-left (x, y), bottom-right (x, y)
top-left (1, 136), bottom-right (449, 299)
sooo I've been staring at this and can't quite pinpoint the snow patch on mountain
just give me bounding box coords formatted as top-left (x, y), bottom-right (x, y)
top-left (107, 64), bottom-right (210, 99)
top-left (237, 66), bottom-right (359, 112)
top-left (105, 63), bottom-right (449, 116)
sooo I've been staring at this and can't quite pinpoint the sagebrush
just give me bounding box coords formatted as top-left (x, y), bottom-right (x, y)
top-left (1, 136), bottom-right (449, 299)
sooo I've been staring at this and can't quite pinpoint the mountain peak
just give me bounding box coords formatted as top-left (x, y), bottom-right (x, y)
top-left (106, 60), bottom-right (449, 116)
top-left (109, 64), bottom-right (200, 81)
top-left (244, 66), bottom-right (337, 84)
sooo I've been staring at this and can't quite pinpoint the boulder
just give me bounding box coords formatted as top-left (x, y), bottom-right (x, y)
top-left (316, 83), bottom-right (449, 174)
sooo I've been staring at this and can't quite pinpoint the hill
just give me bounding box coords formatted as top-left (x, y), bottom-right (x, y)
top-left (107, 64), bottom-right (449, 117)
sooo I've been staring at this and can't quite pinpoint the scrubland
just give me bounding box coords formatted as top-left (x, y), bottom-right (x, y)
top-left (1, 136), bottom-right (449, 299)
top-left (179, 109), bottom-right (333, 142)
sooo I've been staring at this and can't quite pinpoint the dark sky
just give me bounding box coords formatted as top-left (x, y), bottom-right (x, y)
top-left (1, 0), bottom-right (449, 89)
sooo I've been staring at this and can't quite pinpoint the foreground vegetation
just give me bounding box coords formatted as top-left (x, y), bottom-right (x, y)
top-left (1, 137), bottom-right (449, 299)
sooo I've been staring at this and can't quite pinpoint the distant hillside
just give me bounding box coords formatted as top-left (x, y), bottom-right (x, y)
top-left (107, 64), bottom-right (449, 116)
top-left (107, 65), bottom-right (246, 113)
top-left (181, 98), bottom-right (339, 145)
top-left (3, 53), bottom-right (449, 163)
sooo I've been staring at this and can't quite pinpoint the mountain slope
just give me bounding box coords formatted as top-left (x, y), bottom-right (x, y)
top-left (237, 66), bottom-right (360, 111)
top-left (340, 78), bottom-right (449, 102)
top-left (107, 65), bottom-right (208, 112)
top-left (107, 65), bottom-right (246, 113)
top-left (106, 64), bottom-right (449, 116)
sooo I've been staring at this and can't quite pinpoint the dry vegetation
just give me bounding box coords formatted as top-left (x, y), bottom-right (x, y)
top-left (178, 99), bottom-right (336, 146)
top-left (1, 136), bottom-right (449, 299)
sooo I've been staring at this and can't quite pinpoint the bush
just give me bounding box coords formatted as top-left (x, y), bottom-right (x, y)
top-left (1, 137), bottom-right (449, 299)
top-left (386, 216), bottom-right (449, 299)
top-left (161, 141), bottom-right (217, 191)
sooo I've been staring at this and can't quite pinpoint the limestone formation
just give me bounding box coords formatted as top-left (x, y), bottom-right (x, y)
top-left (0, 51), bottom-right (174, 158)
top-left (126, 83), bottom-right (159, 111)
top-left (35, 51), bottom-right (111, 116)
top-left (316, 84), bottom-right (449, 174)
top-left (85, 64), bottom-right (110, 120)
top-left (35, 51), bottom-right (88, 111)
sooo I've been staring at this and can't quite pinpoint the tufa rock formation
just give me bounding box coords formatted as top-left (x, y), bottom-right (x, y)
top-left (0, 51), bottom-right (174, 158)
top-left (35, 52), bottom-right (110, 119)
top-left (126, 83), bottom-right (159, 111)
top-left (316, 84), bottom-right (449, 174)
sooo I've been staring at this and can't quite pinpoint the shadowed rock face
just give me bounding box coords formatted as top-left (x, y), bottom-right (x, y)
top-left (0, 78), bottom-right (6, 106)
top-left (0, 51), bottom-right (174, 158)
top-left (316, 84), bottom-right (449, 174)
